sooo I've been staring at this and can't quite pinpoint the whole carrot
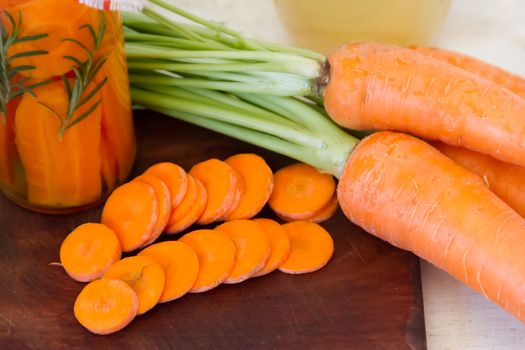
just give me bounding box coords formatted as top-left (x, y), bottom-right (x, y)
top-left (322, 41), bottom-right (525, 168)
top-left (410, 45), bottom-right (525, 99)
top-left (338, 131), bottom-right (525, 321)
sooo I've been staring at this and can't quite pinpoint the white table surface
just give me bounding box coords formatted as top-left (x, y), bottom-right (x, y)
top-left (172, 1), bottom-right (525, 348)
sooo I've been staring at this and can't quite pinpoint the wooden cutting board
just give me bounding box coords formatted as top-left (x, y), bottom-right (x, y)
top-left (0, 111), bottom-right (426, 349)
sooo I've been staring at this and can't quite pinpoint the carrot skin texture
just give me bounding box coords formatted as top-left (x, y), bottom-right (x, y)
top-left (411, 46), bottom-right (525, 99)
top-left (324, 42), bottom-right (525, 167)
top-left (433, 142), bottom-right (525, 218)
top-left (337, 131), bottom-right (525, 322)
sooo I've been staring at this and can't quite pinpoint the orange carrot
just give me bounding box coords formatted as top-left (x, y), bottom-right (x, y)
top-left (15, 81), bottom-right (102, 208)
top-left (0, 98), bottom-right (19, 189)
top-left (410, 45), bottom-right (525, 99)
top-left (224, 153), bottom-right (273, 220)
top-left (144, 162), bottom-right (188, 207)
top-left (189, 159), bottom-right (244, 224)
top-left (104, 256), bottom-right (165, 315)
top-left (216, 220), bottom-right (271, 283)
top-left (7, 0), bottom-right (100, 79)
top-left (323, 41), bottom-right (525, 168)
top-left (164, 175), bottom-right (207, 234)
top-left (60, 223), bottom-right (121, 282)
top-left (101, 181), bottom-right (158, 252)
top-left (279, 221), bottom-right (334, 274)
top-left (337, 131), bottom-right (525, 322)
top-left (269, 163), bottom-right (335, 220)
top-left (138, 241), bottom-right (199, 302)
top-left (433, 142), bottom-right (525, 218)
top-left (74, 278), bottom-right (138, 335)
top-left (97, 12), bottom-right (136, 184)
top-left (252, 218), bottom-right (291, 277)
top-left (133, 174), bottom-right (172, 246)
top-left (100, 127), bottom-right (119, 192)
top-left (179, 229), bottom-right (236, 293)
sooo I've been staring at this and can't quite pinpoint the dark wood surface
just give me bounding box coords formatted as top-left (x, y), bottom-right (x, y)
top-left (0, 111), bottom-right (426, 349)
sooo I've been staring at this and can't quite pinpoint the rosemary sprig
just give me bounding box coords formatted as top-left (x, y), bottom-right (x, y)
top-left (40, 14), bottom-right (108, 140)
top-left (0, 10), bottom-right (48, 124)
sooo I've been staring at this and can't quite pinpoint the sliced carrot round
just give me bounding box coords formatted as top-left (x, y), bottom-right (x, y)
top-left (224, 153), bottom-right (274, 220)
top-left (269, 163), bottom-right (335, 220)
top-left (102, 181), bottom-right (158, 252)
top-left (279, 221), bottom-right (334, 274)
top-left (74, 278), bottom-right (138, 335)
top-left (216, 220), bottom-right (271, 283)
top-left (252, 218), bottom-right (291, 277)
top-left (308, 194), bottom-right (339, 223)
top-left (179, 229), bottom-right (236, 293)
top-left (278, 194), bottom-right (339, 224)
top-left (60, 223), bottom-right (121, 282)
top-left (189, 159), bottom-right (244, 224)
top-left (103, 256), bottom-right (165, 315)
top-left (138, 241), bottom-right (199, 302)
top-left (144, 162), bottom-right (188, 207)
top-left (133, 174), bottom-right (172, 246)
top-left (165, 175), bottom-right (207, 234)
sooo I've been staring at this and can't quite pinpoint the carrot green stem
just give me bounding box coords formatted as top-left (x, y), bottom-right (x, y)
top-left (130, 84), bottom-right (355, 177)
top-left (125, 3), bottom-right (357, 176)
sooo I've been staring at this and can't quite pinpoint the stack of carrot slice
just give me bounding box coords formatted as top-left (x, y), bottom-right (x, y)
top-left (100, 155), bottom-right (339, 254)
top-left (62, 218), bottom-right (334, 335)
top-left (101, 153), bottom-right (279, 252)
top-left (60, 153), bottom-right (343, 335)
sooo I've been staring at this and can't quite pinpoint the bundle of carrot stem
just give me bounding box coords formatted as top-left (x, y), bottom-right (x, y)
top-left (124, 0), bottom-right (525, 323)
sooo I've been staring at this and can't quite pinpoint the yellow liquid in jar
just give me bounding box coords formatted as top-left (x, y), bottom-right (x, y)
top-left (274, 0), bottom-right (451, 54)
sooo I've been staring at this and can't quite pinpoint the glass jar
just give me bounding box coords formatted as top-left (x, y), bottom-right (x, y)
top-left (0, 0), bottom-right (136, 214)
top-left (274, 0), bottom-right (452, 54)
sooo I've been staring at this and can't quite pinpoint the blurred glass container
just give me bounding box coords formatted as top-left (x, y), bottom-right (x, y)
top-left (274, 0), bottom-right (452, 54)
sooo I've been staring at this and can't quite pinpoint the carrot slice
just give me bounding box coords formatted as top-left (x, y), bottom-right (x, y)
top-left (216, 220), bottom-right (272, 283)
top-left (133, 174), bottom-right (171, 246)
top-left (279, 221), bottom-right (334, 274)
top-left (138, 241), bottom-right (199, 302)
top-left (101, 181), bottom-right (158, 252)
top-left (164, 175), bottom-right (207, 234)
top-left (74, 278), bottom-right (138, 335)
top-left (269, 163), bottom-right (335, 220)
top-left (278, 194), bottom-right (339, 224)
top-left (59, 223), bottom-right (121, 282)
top-left (104, 256), bottom-right (165, 315)
top-left (144, 162), bottom-right (188, 208)
top-left (189, 159), bottom-right (244, 224)
top-left (179, 229), bottom-right (236, 293)
top-left (307, 194), bottom-right (339, 223)
top-left (224, 153), bottom-right (274, 220)
top-left (252, 218), bottom-right (291, 277)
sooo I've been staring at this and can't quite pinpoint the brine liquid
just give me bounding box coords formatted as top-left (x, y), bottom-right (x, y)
top-left (274, 0), bottom-right (451, 54)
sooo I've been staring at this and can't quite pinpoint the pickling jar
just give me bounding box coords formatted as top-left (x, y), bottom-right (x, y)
top-left (0, 0), bottom-right (136, 213)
